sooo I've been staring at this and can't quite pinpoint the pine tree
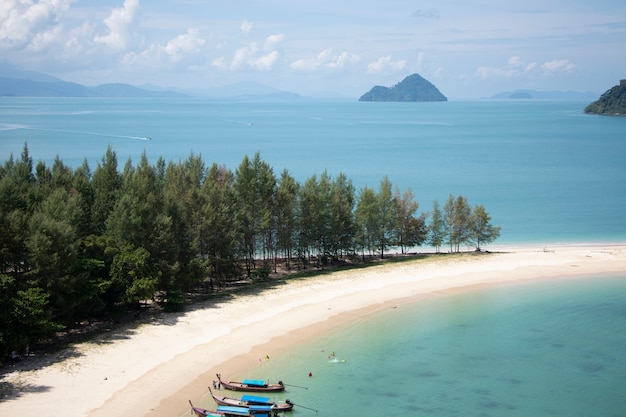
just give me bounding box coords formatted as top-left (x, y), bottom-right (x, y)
top-left (469, 204), bottom-right (501, 250)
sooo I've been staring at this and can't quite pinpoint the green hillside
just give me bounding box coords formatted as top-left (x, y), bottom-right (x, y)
top-left (584, 80), bottom-right (626, 115)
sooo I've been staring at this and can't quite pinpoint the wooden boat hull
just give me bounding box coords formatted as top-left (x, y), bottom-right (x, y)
top-left (216, 373), bottom-right (285, 392)
top-left (189, 400), bottom-right (224, 417)
top-left (209, 387), bottom-right (293, 411)
top-left (190, 399), bottom-right (283, 417)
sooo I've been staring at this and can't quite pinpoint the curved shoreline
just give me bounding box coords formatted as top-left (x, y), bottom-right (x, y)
top-left (1, 244), bottom-right (625, 417)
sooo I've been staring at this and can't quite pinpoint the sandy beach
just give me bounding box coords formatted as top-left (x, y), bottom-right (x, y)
top-left (1, 244), bottom-right (625, 417)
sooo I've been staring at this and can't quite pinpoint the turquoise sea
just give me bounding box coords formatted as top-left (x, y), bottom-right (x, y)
top-left (1, 97), bottom-right (625, 245)
top-left (1, 98), bottom-right (625, 416)
top-left (237, 275), bottom-right (626, 417)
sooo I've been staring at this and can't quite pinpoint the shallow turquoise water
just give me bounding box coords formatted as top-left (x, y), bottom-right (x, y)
top-left (212, 274), bottom-right (626, 417)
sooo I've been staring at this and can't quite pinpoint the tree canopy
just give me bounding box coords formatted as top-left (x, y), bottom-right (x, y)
top-left (584, 80), bottom-right (626, 115)
top-left (0, 144), bottom-right (500, 361)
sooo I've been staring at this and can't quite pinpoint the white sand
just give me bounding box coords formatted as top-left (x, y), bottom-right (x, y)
top-left (1, 244), bottom-right (625, 417)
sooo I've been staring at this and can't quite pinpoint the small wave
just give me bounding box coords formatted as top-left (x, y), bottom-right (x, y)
top-left (21, 127), bottom-right (152, 141)
top-left (0, 123), bottom-right (27, 131)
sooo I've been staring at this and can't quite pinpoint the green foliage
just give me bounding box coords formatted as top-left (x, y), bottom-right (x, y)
top-left (201, 163), bottom-right (239, 284)
top-left (442, 195), bottom-right (501, 252)
top-left (160, 288), bottom-right (185, 312)
top-left (234, 152), bottom-right (277, 275)
top-left (443, 194), bottom-right (473, 252)
top-left (376, 176), bottom-right (397, 258)
top-left (584, 80), bottom-right (626, 115)
top-left (275, 169), bottom-right (299, 267)
top-left (428, 199), bottom-right (445, 252)
top-left (1, 143), bottom-right (501, 354)
top-left (250, 267), bottom-right (271, 281)
top-left (470, 204), bottom-right (502, 250)
top-left (91, 146), bottom-right (121, 234)
top-left (0, 274), bottom-right (61, 361)
top-left (110, 244), bottom-right (159, 304)
top-left (328, 172), bottom-right (356, 257)
top-left (354, 186), bottom-right (378, 258)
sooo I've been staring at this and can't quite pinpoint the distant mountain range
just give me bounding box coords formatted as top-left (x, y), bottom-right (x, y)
top-left (0, 76), bottom-right (188, 98)
top-left (490, 89), bottom-right (599, 100)
top-left (359, 74), bottom-right (447, 102)
top-left (0, 63), bottom-right (300, 99)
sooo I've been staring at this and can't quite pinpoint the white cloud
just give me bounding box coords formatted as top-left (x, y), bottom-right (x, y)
top-left (264, 34), bottom-right (284, 50)
top-left (211, 56), bottom-right (228, 69)
top-left (473, 56), bottom-right (575, 79)
top-left (251, 50), bottom-right (278, 70)
top-left (507, 56), bottom-right (538, 72)
top-left (230, 44), bottom-right (256, 69)
top-left (218, 34), bottom-right (284, 71)
top-left (367, 55), bottom-right (406, 73)
top-left (122, 27), bottom-right (205, 67)
top-left (473, 65), bottom-right (518, 79)
top-left (95, 0), bottom-right (140, 50)
top-left (291, 48), bottom-right (361, 72)
top-left (230, 43), bottom-right (278, 70)
top-left (164, 28), bottom-right (204, 62)
top-left (240, 20), bottom-right (253, 35)
top-left (122, 43), bottom-right (159, 66)
top-left (62, 22), bottom-right (95, 54)
top-left (28, 23), bottom-right (65, 52)
top-left (525, 62), bottom-right (537, 71)
top-left (0, 0), bottom-right (74, 50)
top-left (541, 59), bottom-right (575, 73)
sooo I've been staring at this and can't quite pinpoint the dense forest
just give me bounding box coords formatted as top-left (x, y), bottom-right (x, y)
top-left (0, 144), bottom-right (500, 361)
top-left (584, 79), bottom-right (626, 115)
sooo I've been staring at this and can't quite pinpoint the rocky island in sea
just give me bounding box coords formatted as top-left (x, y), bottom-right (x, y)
top-left (584, 79), bottom-right (626, 115)
top-left (358, 73), bottom-right (447, 102)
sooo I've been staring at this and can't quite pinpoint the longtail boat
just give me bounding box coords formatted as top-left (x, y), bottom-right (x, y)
top-left (189, 400), bottom-right (225, 417)
top-left (190, 401), bottom-right (277, 417)
top-left (216, 373), bottom-right (285, 392)
top-left (209, 387), bottom-right (293, 412)
top-left (217, 404), bottom-right (277, 416)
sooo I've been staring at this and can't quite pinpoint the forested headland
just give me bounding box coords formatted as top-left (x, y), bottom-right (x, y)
top-left (584, 79), bottom-right (626, 115)
top-left (0, 144), bottom-right (500, 361)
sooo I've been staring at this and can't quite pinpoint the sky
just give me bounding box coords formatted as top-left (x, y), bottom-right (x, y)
top-left (1, 0), bottom-right (625, 98)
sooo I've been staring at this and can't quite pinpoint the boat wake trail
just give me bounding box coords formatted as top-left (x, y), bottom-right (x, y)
top-left (20, 126), bottom-right (152, 141)
top-left (0, 123), bottom-right (28, 131)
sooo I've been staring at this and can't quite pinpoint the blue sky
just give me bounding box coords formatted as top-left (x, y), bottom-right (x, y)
top-left (1, 0), bottom-right (625, 98)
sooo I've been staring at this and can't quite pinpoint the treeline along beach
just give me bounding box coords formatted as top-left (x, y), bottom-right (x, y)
top-left (0, 144), bottom-right (499, 361)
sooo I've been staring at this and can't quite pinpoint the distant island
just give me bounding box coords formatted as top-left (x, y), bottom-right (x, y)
top-left (584, 80), bottom-right (626, 115)
top-left (490, 89), bottom-right (598, 100)
top-left (359, 74), bottom-right (447, 102)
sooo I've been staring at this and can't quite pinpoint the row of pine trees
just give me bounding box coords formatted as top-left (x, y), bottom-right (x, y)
top-left (0, 145), bottom-right (500, 360)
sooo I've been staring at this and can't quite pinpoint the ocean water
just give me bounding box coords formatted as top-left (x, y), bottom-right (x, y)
top-left (2, 98), bottom-right (626, 416)
top-left (217, 274), bottom-right (626, 417)
top-left (1, 97), bottom-right (625, 245)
